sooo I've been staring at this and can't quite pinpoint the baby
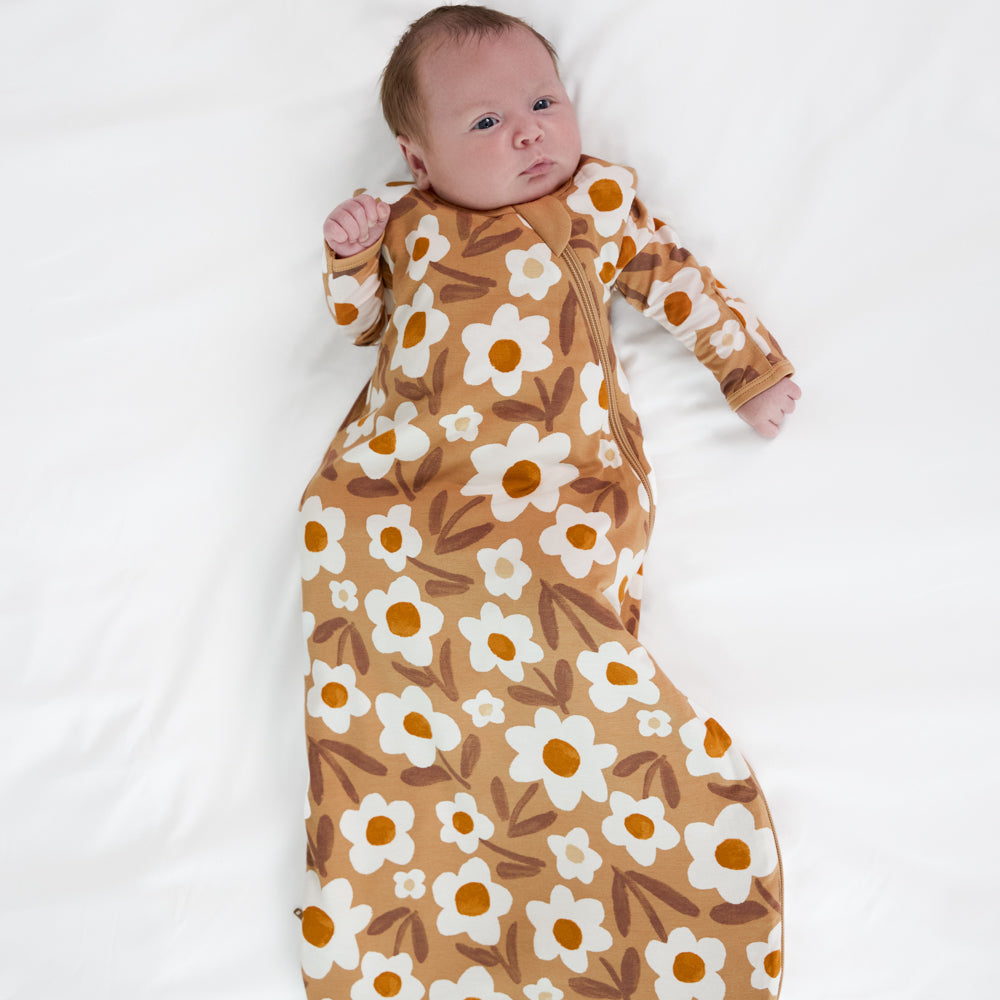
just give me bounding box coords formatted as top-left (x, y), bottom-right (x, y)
top-left (300, 6), bottom-right (793, 1000)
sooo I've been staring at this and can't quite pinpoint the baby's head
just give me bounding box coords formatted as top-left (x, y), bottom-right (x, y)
top-left (380, 5), bottom-right (582, 211)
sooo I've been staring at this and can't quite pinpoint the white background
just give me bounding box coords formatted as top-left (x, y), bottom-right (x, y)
top-left (2, 1), bottom-right (997, 997)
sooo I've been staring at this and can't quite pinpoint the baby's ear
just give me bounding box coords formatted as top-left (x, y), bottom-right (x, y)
top-left (397, 136), bottom-right (431, 190)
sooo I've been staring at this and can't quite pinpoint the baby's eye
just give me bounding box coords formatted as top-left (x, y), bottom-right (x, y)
top-left (474, 116), bottom-right (499, 130)
top-left (533, 98), bottom-right (552, 111)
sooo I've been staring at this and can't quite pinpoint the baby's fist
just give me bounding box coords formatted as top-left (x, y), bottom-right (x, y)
top-left (324, 195), bottom-right (390, 257)
top-left (736, 377), bottom-right (801, 438)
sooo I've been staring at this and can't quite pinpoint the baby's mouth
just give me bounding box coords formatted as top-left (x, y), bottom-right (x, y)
top-left (522, 158), bottom-right (554, 176)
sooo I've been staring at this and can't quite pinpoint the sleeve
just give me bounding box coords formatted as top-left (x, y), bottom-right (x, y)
top-left (614, 195), bottom-right (794, 411)
top-left (322, 237), bottom-right (389, 347)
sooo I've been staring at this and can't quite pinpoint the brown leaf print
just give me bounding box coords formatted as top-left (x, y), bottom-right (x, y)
top-left (320, 739), bottom-right (388, 777)
top-left (708, 780), bottom-right (758, 803)
top-left (347, 476), bottom-right (399, 499)
top-left (709, 900), bottom-right (769, 925)
top-left (492, 400), bottom-right (548, 425)
top-left (367, 907), bottom-right (410, 936)
top-left (433, 496), bottom-right (494, 555)
top-left (559, 289), bottom-right (579, 355)
top-left (612, 868), bottom-right (630, 936)
top-left (554, 583), bottom-right (626, 632)
top-left (462, 219), bottom-right (523, 257)
top-left (455, 943), bottom-right (500, 968)
top-left (400, 765), bottom-right (451, 786)
top-left (626, 870), bottom-right (699, 918)
top-left (612, 751), bottom-right (658, 778)
top-left (311, 616), bottom-right (348, 644)
top-left (507, 782), bottom-right (558, 839)
top-left (338, 622), bottom-right (369, 676)
top-left (568, 980), bottom-right (621, 1000)
top-left (491, 776), bottom-right (511, 821)
top-left (460, 734), bottom-right (481, 778)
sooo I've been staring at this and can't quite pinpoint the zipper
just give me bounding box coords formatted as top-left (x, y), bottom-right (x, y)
top-left (560, 246), bottom-right (656, 535)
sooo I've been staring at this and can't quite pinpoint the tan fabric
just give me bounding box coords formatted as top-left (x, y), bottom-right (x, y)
top-left (299, 157), bottom-right (788, 1000)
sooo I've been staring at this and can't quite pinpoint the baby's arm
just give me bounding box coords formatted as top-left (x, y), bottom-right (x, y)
top-left (324, 194), bottom-right (391, 257)
top-left (735, 376), bottom-right (801, 438)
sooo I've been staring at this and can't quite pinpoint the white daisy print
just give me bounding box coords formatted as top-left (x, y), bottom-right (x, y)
top-left (462, 423), bottom-right (577, 523)
top-left (710, 319), bottom-right (746, 360)
top-left (678, 716), bottom-right (751, 780)
top-left (723, 294), bottom-right (771, 355)
top-left (306, 660), bottom-right (371, 734)
top-left (547, 827), bottom-right (603, 884)
top-left (430, 965), bottom-right (512, 1000)
top-left (436, 792), bottom-right (495, 854)
top-left (477, 537), bottom-right (532, 599)
top-left (644, 267), bottom-right (721, 350)
top-left (325, 271), bottom-right (382, 338)
top-left (365, 576), bottom-right (443, 667)
top-left (601, 791), bottom-right (680, 866)
top-left (579, 362), bottom-right (610, 436)
top-left (526, 884), bottom-right (613, 973)
top-left (645, 927), bottom-right (727, 1000)
top-left (505, 242), bottom-right (562, 300)
top-left (340, 792), bottom-right (416, 875)
top-left (300, 496), bottom-right (346, 581)
top-left (594, 242), bottom-right (619, 301)
top-left (597, 438), bottom-right (622, 469)
top-left (461, 689), bottom-right (506, 728)
top-left (602, 547), bottom-right (644, 613)
top-left (329, 579), bottom-right (359, 611)
top-left (747, 922), bottom-right (783, 995)
top-left (575, 641), bottom-right (659, 713)
top-left (539, 504), bottom-right (616, 580)
top-left (390, 282), bottom-right (449, 378)
top-left (375, 685), bottom-right (461, 768)
top-left (351, 951), bottom-right (425, 1000)
top-left (459, 601), bottom-right (543, 682)
top-left (300, 871), bottom-right (372, 978)
top-left (431, 857), bottom-right (513, 946)
top-left (343, 401), bottom-right (431, 481)
top-left (393, 869), bottom-right (426, 900)
top-left (684, 803), bottom-right (779, 904)
top-left (523, 979), bottom-right (563, 1000)
top-left (462, 303), bottom-right (553, 396)
top-left (405, 214), bottom-right (450, 280)
top-left (637, 709), bottom-right (672, 738)
top-left (342, 385), bottom-right (386, 448)
top-left (566, 161), bottom-right (635, 237)
top-left (367, 504), bottom-right (422, 573)
top-left (506, 708), bottom-right (617, 810)
top-left (439, 404), bottom-right (483, 443)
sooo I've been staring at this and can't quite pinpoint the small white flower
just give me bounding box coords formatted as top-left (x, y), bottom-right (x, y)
top-left (461, 689), bottom-right (506, 728)
top-left (477, 537), bottom-right (532, 599)
top-left (645, 927), bottom-right (726, 1000)
top-left (436, 792), bottom-right (495, 854)
top-left (459, 602), bottom-right (543, 682)
top-left (325, 272), bottom-right (383, 337)
top-left (602, 547), bottom-right (644, 613)
top-left (575, 641), bottom-right (659, 713)
top-left (300, 871), bottom-right (371, 978)
top-left (329, 579), bottom-right (359, 611)
top-left (462, 303), bottom-right (553, 397)
top-left (678, 716), bottom-right (750, 780)
top-left (710, 320), bottom-right (746, 359)
top-left (393, 869), bottom-right (426, 900)
top-left (506, 242), bottom-right (562, 300)
top-left (431, 966), bottom-right (512, 1000)
top-left (523, 979), bottom-right (563, 1000)
top-left (351, 951), bottom-right (426, 1000)
top-left (431, 857), bottom-right (513, 945)
top-left (746, 922), bottom-right (783, 995)
top-left (405, 214), bottom-right (450, 280)
top-left (300, 496), bottom-right (346, 580)
top-left (367, 504), bottom-right (422, 573)
top-left (637, 709), bottom-right (672, 738)
top-left (306, 660), bottom-right (371, 734)
top-left (439, 404), bottom-right (483, 443)
top-left (526, 884), bottom-right (613, 973)
top-left (340, 792), bottom-right (416, 875)
top-left (579, 362), bottom-right (610, 436)
top-left (391, 282), bottom-right (449, 377)
top-left (343, 401), bottom-right (430, 480)
top-left (601, 791), bottom-right (680, 866)
top-left (547, 827), bottom-right (603, 884)
top-left (539, 504), bottom-right (616, 580)
top-left (375, 685), bottom-right (461, 768)
top-left (365, 576), bottom-right (444, 668)
top-left (644, 266), bottom-right (721, 351)
top-left (597, 438), bottom-right (622, 469)
top-left (567, 161), bottom-right (636, 237)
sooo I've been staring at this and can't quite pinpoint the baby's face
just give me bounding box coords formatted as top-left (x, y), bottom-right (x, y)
top-left (398, 28), bottom-right (582, 211)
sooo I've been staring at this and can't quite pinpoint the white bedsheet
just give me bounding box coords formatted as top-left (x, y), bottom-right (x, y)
top-left (2, 1), bottom-right (997, 997)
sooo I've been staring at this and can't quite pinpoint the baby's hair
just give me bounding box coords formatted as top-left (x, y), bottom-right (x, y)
top-left (380, 4), bottom-right (559, 145)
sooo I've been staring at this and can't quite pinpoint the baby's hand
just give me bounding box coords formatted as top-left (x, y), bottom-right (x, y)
top-left (736, 377), bottom-right (801, 438)
top-left (324, 195), bottom-right (391, 257)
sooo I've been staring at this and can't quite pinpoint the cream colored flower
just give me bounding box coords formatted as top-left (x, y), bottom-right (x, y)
top-left (343, 401), bottom-right (430, 480)
top-left (375, 684), bottom-right (461, 768)
top-left (299, 871), bottom-right (371, 978)
top-left (300, 496), bottom-right (346, 581)
top-left (393, 869), bottom-right (426, 900)
top-left (461, 689), bottom-right (506, 729)
top-left (645, 927), bottom-right (726, 1000)
top-left (575, 641), bottom-right (659, 713)
top-left (477, 537), bottom-right (532, 599)
top-left (462, 303), bottom-right (553, 396)
top-left (405, 214), bottom-right (450, 280)
top-left (747, 922), bottom-right (783, 995)
top-left (525, 884), bottom-right (612, 973)
top-left (523, 980), bottom-right (563, 1000)
top-left (340, 792), bottom-right (416, 875)
top-left (365, 576), bottom-right (443, 667)
top-left (597, 438), bottom-right (622, 469)
top-left (643, 267), bottom-right (721, 350)
top-left (710, 319), bottom-right (746, 359)
top-left (459, 601), bottom-right (544, 681)
top-left (539, 504), bottom-right (616, 580)
top-left (391, 282), bottom-right (449, 377)
top-left (350, 951), bottom-right (425, 1000)
top-left (678, 716), bottom-right (751, 780)
top-left (462, 423), bottom-right (577, 523)
top-left (431, 857), bottom-right (513, 945)
top-left (506, 242), bottom-right (563, 300)
top-left (367, 504), bottom-right (422, 573)
top-left (637, 709), bottom-right (672, 738)
top-left (329, 579), bottom-right (359, 611)
top-left (601, 791), bottom-right (680, 866)
top-left (506, 708), bottom-right (617, 810)
top-left (439, 404), bottom-right (483, 443)
top-left (306, 660), bottom-right (370, 735)
top-left (436, 792), bottom-right (495, 854)
top-left (546, 827), bottom-right (603, 884)
top-left (684, 803), bottom-right (779, 904)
